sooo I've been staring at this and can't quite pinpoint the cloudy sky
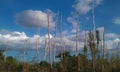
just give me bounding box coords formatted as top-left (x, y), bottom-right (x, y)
top-left (0, 0), bottom-right (120, 61)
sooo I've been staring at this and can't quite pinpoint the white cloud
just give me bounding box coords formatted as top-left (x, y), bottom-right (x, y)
top-left (45, 34), bottom-right (53, 39)
top-left (67, 16), bottom-right (78, 27)
top-left (105, 33), bottom-right (119, 40)
top-left (0, 29), bottom-right (86, 51)
top-left (71, 29), bottom-right (76, 33)
top-left (62, 30), bottom-right (68, 35)
top-left (0, 31), bottom-right (28, 40)
top-left (113, 17), bottom-right (120, 25)
top-left (15, 10), bottom-right (55, 29)
top-left (106, 38), bottom-right (120, 50)
top-left (67, 0), bottom-right (102, 29)
top-left (73, 0), bottom-right (102, 14)
top-left (0, 30), bottom-right (29, 50)
top-left (0, 28), bottom-right (119, 57)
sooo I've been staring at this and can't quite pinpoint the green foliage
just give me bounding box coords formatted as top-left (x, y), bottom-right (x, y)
top-left (96, 30), bottom-right (100, 45)
top-left (39, 60), bottom-right (50, 67)
top-left (0, 50), bottom-right (120, 72)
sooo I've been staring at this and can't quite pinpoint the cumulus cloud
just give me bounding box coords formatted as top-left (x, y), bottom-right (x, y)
top-left (73, 0), bottom-right (103, 14)
top-left (105, 33), bottom-right (119, 40)
top-left (0, 31), bottom-right (28, 40)
top-left (67, 0), bottom-right (102, 28)
top-left (67, 16), bottom-right (78, 27)
top-left (113, 17), bottom-right (120, 25)
top-left (0, 28), bottom-right (119, 57)
top-left (0, 30), bottom-right (29, 50)
top-left (0, 29), bottom-right (86, 52)
top-left (15, 10), bottom-right (55, 29)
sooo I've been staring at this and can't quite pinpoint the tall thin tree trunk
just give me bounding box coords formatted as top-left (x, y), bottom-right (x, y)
top-left (76, 16), bottom-right (80, 72)
top-left (103, 27), bottom-right (105, 59)
top-left (43, 38), bottom-right (48, 61)
top-left (53, 14), bottom-right (58, 62)
top-left (89, 31), bottom-right (96, 72)
top-left (63, 40), bottom-right (66, 57)
top-left (21, 39), bottom-right (28, 62)
top-left (22, 39), bottom-right (28, 72)
top-left (4, 39), bottom-right (9, 62)
top-left (60, 13), bottom-right (63, 60)
top-left (92, 1), bottom-right (96, 72)
top-left (117, 42), bottom-right (120, 57)
top-left (47, 11), bottom-right (52, 68)
top-left (53, 35), bottom-right (56, 62)
top-left (36, 35), bottom-right (40, 62)
top-left (75, 19), bottom-right (79, 57)
top-left (35, 29), bottom-right (40, 62)
top-left (92, 1), bottom-right (96, 41)
top-left (84, 17), bottom-right (88, 58)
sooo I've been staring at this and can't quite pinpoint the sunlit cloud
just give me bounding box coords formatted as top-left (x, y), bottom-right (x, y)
top-left (15, 10), bottom-right (55, 29)
top-left (113, 17), bottom-right (120, 25)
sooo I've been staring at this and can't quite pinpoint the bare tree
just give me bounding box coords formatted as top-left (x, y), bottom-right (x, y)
top-left (91, 1), bottom-right (97, 72)
top-left (89, 31), bottom-right (96, 72)
top-left (75, 14), bottom-right (80, 72)
top-left (60, 13), bottom-right (63, 60)
top-left (116, 41), bottom-right (120, 57)
top-left (75, 18), bottom-right (79, 57)
top-left (63, 40), bottom-right (66, 58)
top-left (92, 0), bottom-right (96, 41)
top-left (84, 17), bottom-right (88, 58)
top-left (35, 31), bottom-right (40, 62)
top-left (103, 26), bottom-right (105, 59)
top-left (4, 39), bottom-right (9, 62)
top-left (53, 13), bottom-right (58, 62)
top-left (21, 39), bottom-right (28, 62)
top-left (43, 37), bottom-right (48, 61)
top-left (47, 11), bottom-right (52, 68)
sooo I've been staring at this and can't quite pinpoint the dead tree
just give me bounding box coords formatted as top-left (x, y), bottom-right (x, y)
top-left (63, 40), bottom-right (66, 58)
top-left (84, 17), bottom-right (88, 58)
top-left (4, 39), bottom-right (9, 62)
top-left (21, 39), bottom-right (28, 62)
top-left (53, 13), bottom-right (58, 62)
top-left (91, 1), bottom-right (97, 72)
top-left (116, 41), bottom-right (120, 57)
top-left (75, 18), bottom-right (79, 57)
top-left (36, 33), bottom-right (40, 62)
top-left (103, 27), bottom-right (105, 59)
top-left (43, 37), bottom-right (48, 61)
top-left (47, 11), bottom-right (52, 68)
top-left (92, 0), bottom-right (96, 41)
top-left (59, 13), bottom-right (63, 60)
top-left (75, 14), bottom-right (80, 72)
top-left (89, 31), bottom-right (96, 72)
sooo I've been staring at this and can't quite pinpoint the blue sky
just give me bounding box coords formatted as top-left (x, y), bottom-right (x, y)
top-left (0, 0), bottom-right (119, 33)
top-left (0, 0), bottom-right (74, 36)
top-left (0, 0), bottom-right (120, 36)
top-left (0, 0), bottom-right (120, 62)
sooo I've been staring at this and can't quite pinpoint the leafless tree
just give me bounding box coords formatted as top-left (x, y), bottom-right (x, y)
top-left (53, 13), bottom-right (58, 62)
top-left (60, 13), bottom-right (63, 60)
top-left (75, 18), bottom-right (79, 57)
top-left (4, 39), bottom-right (9, 62)
top-left (47, 11), bottom-right (52, 68)
top-left (43, 37), bottom-right (48, 61)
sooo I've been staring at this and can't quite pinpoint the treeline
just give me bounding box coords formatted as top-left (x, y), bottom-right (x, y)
top-left (0, 50), bottom-right (120, 72)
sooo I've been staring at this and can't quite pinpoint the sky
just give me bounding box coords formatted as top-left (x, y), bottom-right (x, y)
top-left (0, 0), bottom-right (120, 62)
